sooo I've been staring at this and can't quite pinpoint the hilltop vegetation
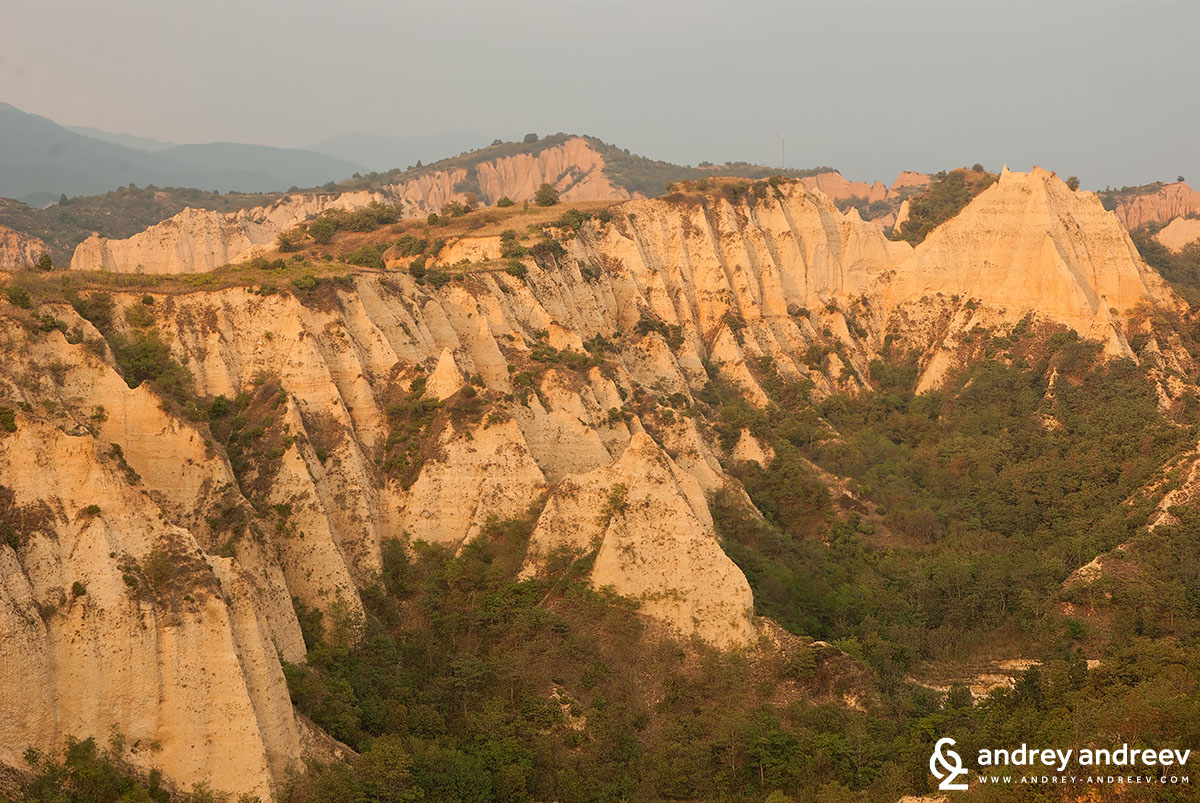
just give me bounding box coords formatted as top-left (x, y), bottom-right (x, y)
top-left (890, 167), bottom-right (997, 245)
top-left (309, 132), bottom-right (834, 200)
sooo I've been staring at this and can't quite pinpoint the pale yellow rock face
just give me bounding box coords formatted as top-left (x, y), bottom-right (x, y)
top-left (0, 224), bottom-right (46, 269)
top-left (892, 198), bottom-right (911, 234)
top-left (731, 429), bottom-right (773, 466)
top-left (425, 347), bottom-right (465, 400)
top-left (904, 167), bottom-right (1176, 353)
top-left (397, 419), bottom-right (548, 546)
top-left (475, 137), bottom-right (633, 203)
top-left (525, 433), bottom-right (756, 647)
top-left (1, 161), bottom-right (1185, 796)
top-left (802, 171), bottom-right (889, 202)
top-left (1156, 216), bottom-right (1200, 252)
top-left (1112, 181), bottom-right (1200, 228)
top-left (70, 191), bottom-right (388, 274)
top-left (432, 234), bottom-right (503, 266)
top-left (890, 171), bottom-right (932, 192)
top-left (0, 415), bottom-right (299, 802)
top-left (800, 170), bottom-right (929, 203)
top-left (68, 138), bottom-right (632, 275)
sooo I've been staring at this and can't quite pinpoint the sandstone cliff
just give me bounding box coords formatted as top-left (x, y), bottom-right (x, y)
top-left (71, 191), bottom-right (388, 273)
top-left (2, 163), bottom-right (1184, 797)
top-left (474, 136), bottom-right (633, 203)
top-left (69, 138), bottom-right (634, 275)
top-left (0, 225), bottom-right (46, 269)
top-left (906, 166), bottom-right (1173, 360)
top-left (800, 170), bottom-right (930, 202)
top-left (1110, 180), bottom-right (1200, 228)
top-left (1156, 216), bottom-right (1200, 252)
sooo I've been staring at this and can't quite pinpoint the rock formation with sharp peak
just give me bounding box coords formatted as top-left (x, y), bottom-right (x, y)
top-left (905, 166), bottom-right (1176, 355)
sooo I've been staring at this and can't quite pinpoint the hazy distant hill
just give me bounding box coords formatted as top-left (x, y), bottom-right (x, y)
top-left (156, 142), bottom-right (364, 192)
top-left (64, 125), bottom-right (176, 152)
top-left (0, 103), bottom-right (365, 202)
top-left (0, 103), bottom-right (186, 203)
top-left (306, 131), bottom-right (488, 173)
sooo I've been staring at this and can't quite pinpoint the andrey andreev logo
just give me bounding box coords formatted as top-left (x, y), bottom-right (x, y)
top-left (930, 738), bottom-right (969, 791)
top-left (929, 736), bottom-right (1192, 791)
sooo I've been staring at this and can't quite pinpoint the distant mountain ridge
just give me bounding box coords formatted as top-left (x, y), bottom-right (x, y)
top-left (0, 103), bottom-right (364, 202)
top-left (63, 125), bottom-right (176, 152)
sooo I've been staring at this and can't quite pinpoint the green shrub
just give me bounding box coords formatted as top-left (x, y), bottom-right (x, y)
top-left (548, 208), bottom-right (589, 231)
top-left (143, 548), bottom-right (172, 591)
top-left (495, 196), bottom-right (515, 207)
top-left (209, 395), bottom-right (231, 419)
top-left (395, 234), bottom-right (428, 257)
top-left (292, 274), bottom-right (318, 292)
top-left (3, 286), bottom-right (31, 309)
top-left (309, 216), bottom-right (337, 244)
top-left (70, 292), bottom-right (114, 331)
top-left (110, 332), bottom-right (192, 400)
top-left (534, 183), bottom-right (560, 207)
top-left (440, 201), bottom-right (471, 218)
top-left (529, 238), bottom-right (566, 264)
top-left (505, 260), bottom-right (528, 279)
top-left (123, 303), bottom-right (154, 328)
top-left (345, 245), bottom-right (386, 269)
top-left (0, 406), bottom-right (15, 433)
top-left (71, 581), bottom-right (86, 598)
top-left (500, 230), bottom-right (528, 258)
top-left (277, 230), bottom-right (301, 252)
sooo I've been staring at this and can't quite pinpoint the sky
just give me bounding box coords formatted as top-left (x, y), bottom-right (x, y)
top-left (3, 0), bottom-right (1196, 189)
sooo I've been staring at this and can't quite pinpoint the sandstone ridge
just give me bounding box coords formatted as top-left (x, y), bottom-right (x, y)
top-left (68, 138), bottom-right (632, 275)
top-left (0, 164), bottom-right (1185, 797)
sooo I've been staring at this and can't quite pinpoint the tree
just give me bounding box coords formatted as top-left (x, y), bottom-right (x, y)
top-left (58, 193), bottom-right (69, 205)
top-left (534, 183), bottom-right (560, 207)
top-left (495, 196), bottom-right (515, 208)
top-left (308, 217), bottom-right (336, 245)
top-left (1179, 175), bottom-right (1187, 183)
top-left (523, 133), bottom-right (539, 144)
top-left (356, 735), bottom-right (424, 802)
top-left (1066, 176), bottom-right (1080, 191)
top-left (35, 254), bottom-right (53, 271)
top-left (277, 230), bottom-right (301, 252)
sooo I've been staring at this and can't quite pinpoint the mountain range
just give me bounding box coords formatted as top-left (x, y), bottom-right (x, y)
top-left (0, 103), bottom-right (364, 204)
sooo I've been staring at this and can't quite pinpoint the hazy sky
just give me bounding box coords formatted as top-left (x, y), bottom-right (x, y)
top-left (4, 0), bottom-right (1196, 189)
